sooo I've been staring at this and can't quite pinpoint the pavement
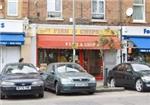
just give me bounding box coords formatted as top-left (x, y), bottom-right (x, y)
top-left (96, 80), bottom-right (125, 92)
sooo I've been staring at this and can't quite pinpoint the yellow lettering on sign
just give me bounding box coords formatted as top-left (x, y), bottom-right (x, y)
top-left (37, 28), bottom-right (118, 36)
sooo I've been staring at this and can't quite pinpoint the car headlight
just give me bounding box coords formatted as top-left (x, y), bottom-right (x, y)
top-left (61, 78), bottom-right (72, 84)
top-left (32, 81), bottom-right (44, 86)
top-left (90, 77), bottom-right (96, 83)
top-left (141, 76), bottom-right (150, 82)
top-left (1, 81), bottom-right (15, 86)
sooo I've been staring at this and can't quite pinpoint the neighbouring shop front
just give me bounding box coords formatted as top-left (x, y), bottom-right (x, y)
top-left (122, 26), bottom-right (150, 63)
top-left (36, 25), bottom-right (120, 80)
top-left (0, 20), bottom-right (25, 72)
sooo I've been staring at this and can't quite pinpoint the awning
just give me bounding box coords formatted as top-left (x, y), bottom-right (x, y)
top-left (0, 33), bottom-right (25, 45)
top-left (129, 37), bottom-right (150, 49)
top-left (38, 35), bottom-right (120, 49)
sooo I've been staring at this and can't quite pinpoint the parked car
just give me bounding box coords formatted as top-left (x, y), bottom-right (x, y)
top-left (0, 63), bottom-right (44, 99)
top-left (107, 62), bottom-right (150, 92)
top-left (43, 62), bottom-right (96, 95)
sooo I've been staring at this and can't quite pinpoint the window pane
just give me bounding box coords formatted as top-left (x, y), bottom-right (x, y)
top-left (133, 6), bottom-right (143, 20)
top-left (47, 11), bottom-right (61, 17)
top-left (47, 0), bottom-right (61, 18)
top-left (9, 2), bottom-right (16, 14)
top-left (92, 14), bottom-right (104, 19)
top-left (55, 0), bottom-right (61, 11)
top-left (7, 0), bottom-right (18, 16)
top-left (47, 0), bottom-right (55, 11)
top-left (99, 1), bottom-right (104, 13)
top-left (134, 0), bottom-right (144, 4)
top-left (92, 1), bottom-right (97, 13)
top-left (92, 0), bottom-right (104, 19)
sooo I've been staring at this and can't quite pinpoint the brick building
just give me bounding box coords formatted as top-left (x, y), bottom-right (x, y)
top-left (0, 0), bottom-right (29, 71)
top-left (0, 0), bottom-right (150, 79)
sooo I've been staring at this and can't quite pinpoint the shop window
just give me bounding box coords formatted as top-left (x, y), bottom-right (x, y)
top-left (133, 0), bottom-right (145, 22)
top-left (83, 50), bottom-right (101, 76)
top-left (47, 0), bottom-right (62, 19)
top-left (7, 0), bottom-right (18, 16)
top-left (91, 0), bottom-right (105, 20)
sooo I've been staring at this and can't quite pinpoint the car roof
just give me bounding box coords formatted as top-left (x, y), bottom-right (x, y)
top-left (48, 62), bottom-right (77, 65)
top-left (119, 62), bottom-right (148, 65)
top-left (4, 63), bottom-right (35, 67)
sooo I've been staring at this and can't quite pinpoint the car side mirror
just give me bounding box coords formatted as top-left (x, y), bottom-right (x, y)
top-left (50, 70), bottom-right (55, 74)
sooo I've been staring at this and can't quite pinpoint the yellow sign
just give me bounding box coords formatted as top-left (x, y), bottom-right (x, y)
top-left (37, 28), bottom-right (118, 36)
top-left (71, 43), bottom-right (78, 49)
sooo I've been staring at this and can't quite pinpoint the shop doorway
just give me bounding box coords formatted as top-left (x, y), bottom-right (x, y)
top-left (82, 50), bottom-right (103, 79)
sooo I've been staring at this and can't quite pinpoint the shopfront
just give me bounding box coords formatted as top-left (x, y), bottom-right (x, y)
top-left (0, 20), bottom-right (25, 72)
top-left (122, 26), bottom-right (150, 63)
top-left (37, 25), bottom-right (120, 80)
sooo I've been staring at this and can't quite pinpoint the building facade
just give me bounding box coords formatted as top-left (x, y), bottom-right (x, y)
top-left (122, 26), bottom-right (150, 63)
top-left (28, 0), bottom-right (122, 80)
top-left (0, 0), bottom-right (29, 71)
top-left (27, 0), bottom-right (150, 79)
top-left (1, 0), bottom-right (150, 79)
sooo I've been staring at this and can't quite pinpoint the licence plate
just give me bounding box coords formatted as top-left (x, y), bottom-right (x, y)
top-left (75, 83), bottom-right (88, 87)
top-left (16, 86), bottom-right (31, 90)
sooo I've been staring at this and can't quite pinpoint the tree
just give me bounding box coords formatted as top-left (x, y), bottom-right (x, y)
top-left (98, 28), bottom-right (119, 87)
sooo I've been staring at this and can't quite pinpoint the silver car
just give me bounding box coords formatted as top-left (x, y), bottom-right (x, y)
top-left (43, 62), bottom-right (96, 95)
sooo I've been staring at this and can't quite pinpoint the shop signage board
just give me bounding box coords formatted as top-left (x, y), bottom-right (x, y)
top-left (122, 26), bottom-right (150, 36)
top-left (0, 19), bottom-right (23, 32)
top-left (37, 28), bottom-right (119, 36)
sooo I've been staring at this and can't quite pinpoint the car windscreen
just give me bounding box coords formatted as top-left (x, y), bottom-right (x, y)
top-left (56, 63), bottom-right (85, 73)
top-left (132, 64), bottom-right (150, 72)
top-left (3, 64), bottom-right (38, 74)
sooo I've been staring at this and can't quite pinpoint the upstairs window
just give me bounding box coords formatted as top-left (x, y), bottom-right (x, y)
top-left (7, 0), bottom-right (18, 16)
top-left (133, 0), bottom-right (145, 22)
top-left (91, 0), bottom-right (105, 20)
top-left (47, 0), bottom-right (62, 19)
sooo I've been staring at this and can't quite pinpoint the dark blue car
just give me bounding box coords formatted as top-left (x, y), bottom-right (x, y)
top-left (107, 63), bottom-right (150, 92)
top-left (0, 63), bottom-right (44, 99)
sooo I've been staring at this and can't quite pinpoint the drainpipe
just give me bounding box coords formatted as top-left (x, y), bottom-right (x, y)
top-left (72, 0), bottom-right (76, 63)
top-left (119, 0), bottom-right (123, 64)
top-left (0, 46), bottom-right (2, 72)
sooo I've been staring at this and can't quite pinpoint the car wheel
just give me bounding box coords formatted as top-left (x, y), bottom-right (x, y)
top-left (55, 82), bottom-right (61, 95)
top-left (88, 91), bottom-right (95, 95)
top-left (110, 78), bottom-right (116, 87)
top-left (0, 93), bottom-right (5, 99)
top-left (38, 92), bottom-right (44, 98)
top-left (135, 79), bottom-right (144, 92)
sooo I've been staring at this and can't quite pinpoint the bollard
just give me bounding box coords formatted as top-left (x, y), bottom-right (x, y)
top-left (103, 68), bottom-right (108, 87)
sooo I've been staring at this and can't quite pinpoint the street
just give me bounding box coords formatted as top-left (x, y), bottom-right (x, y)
top-left (1, 90), bottom-right (150, 105)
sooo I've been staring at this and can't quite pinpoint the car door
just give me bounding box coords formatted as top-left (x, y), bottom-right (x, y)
top-left (114, 64), bottom-right (126, 86)
top-left (123, 64), bottom-right (135, 88)
top-left (45, 64), bottom-right (56, 90)
top-left (109, 64), bottom-right (124, 86)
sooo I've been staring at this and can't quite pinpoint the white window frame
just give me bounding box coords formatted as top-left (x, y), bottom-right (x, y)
top-left (47, 0), bottom-right (63, 20)
top-left (91, 0), bottom-right (105, 20)
top-left (7, 0), bottom-right (18, 16)
top-left (133, 0), bottom-right (145, 23)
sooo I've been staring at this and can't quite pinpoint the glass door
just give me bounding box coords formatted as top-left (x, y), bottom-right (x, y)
top-left (83, 50), bottom-right (103, 79)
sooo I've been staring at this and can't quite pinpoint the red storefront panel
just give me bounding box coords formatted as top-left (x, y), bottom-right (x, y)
top-left (37, 35), bottom-right (120, 49)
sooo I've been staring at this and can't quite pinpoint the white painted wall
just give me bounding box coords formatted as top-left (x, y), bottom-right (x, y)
top-left (0, 46), bottom-right (20, 72)
top-left (104, 50), bottom-right (117, 71)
